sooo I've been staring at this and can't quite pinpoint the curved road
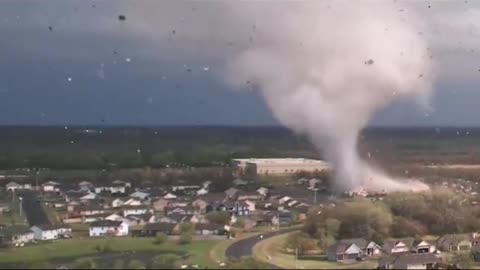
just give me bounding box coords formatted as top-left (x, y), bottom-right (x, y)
top-left (225, 227), bottom-right (299, 260)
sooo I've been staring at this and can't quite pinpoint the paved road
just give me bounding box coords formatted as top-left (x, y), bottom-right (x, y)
top-left (225, 227), bottom-right (299, 260)
top-left (17, 190), bottom-right (50, 226)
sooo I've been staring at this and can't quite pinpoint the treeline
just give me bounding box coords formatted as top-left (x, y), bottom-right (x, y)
top-left (294, 188), bottom-right (480, 254)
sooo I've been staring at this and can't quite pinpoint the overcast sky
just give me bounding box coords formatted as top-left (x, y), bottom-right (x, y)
top-left (1, 0), bottom-right (480, 126)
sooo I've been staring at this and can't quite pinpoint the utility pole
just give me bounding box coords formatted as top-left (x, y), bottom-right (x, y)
top-left (295, 248), bottom-right (298, 269)
top-left (313, 188), bottom-right (318, 204)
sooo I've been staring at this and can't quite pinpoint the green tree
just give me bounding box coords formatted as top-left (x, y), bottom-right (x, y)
top-left (206, 211), bottom-right (231, 225)
top-left (154, 233), bottom-right (168, 245)
top-left (127, 259), bottom-right (146, 269)
top-left (178, 232), bottom-right (193, 245)
top-left (151, 254), bottom-right (181, 269)
top-left (285, 232), bottom-right (318, 255)
top-left (449, 252), bottom-right (474, 269)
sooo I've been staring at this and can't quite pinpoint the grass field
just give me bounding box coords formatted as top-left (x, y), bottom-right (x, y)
top-left (253, 232), bottom-right (378, 269)
top-left (0, 237), bottom-right (218, 268)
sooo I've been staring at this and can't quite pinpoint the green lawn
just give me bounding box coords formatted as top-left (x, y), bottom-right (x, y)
top-left (0, 237), bottom-right (218, 267)
top-left (253, 232), bottom-right (378, 269)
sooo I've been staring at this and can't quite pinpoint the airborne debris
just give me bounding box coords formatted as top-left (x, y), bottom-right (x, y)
top-left (172, 30), bottom-right (176, 35)
top-left (125, 58), bottom-right (131, 63)
top-left (203, 66), bottom-right (210, 71)
top-left (118, 15), bottom-right (126, 21)
top-left (418, 74), bottom-right (423, 78)
top-left (67, 77), bottom-right (72, 82)
top-left (48, 26), bottom-right (53, 31)
top-left (364, 59), bottom-right (374, 65)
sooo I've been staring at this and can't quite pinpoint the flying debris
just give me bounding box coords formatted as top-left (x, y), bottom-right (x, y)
top-left (118, 15), bottom-right (126, 21)
top-left (364, 59), bottom-right (374, 65)
top-left (48, 26), bottom-right (53, 31)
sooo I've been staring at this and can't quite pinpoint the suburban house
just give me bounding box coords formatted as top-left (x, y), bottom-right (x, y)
top-left (224, 201), bottom-right (250, 216)
top-left (42, 181), bottom-right (61, 192)
top-left (30, 224), bottom-right (72, 241)
top-left (382, 239), bottom-right (415, 254)
top-left (122, 206), bottom-right (151, 217)
top-left (196, 187), bottom-right (208, 196)
top-left (237, 191), bottom-right (261, 201)
top-left (78, 181), bottom-right (93, 192)
top-left (130, 191), bottom-right (150, 201)
top-left (192, 198), bottom-right (208, 213)
top-left (327, 242), bottom-right (363, 262)
top-left (112, 198), bottom-right (124, 208)
top-left (412, 240), bottom-right (436, 254)
top-left (6, 182), bottom-right (32, 192)
top-left (232, 178), bottom-right (248, 186)
top-left (268, 211), bottom-right (294, 227)
top-left (141, 222), bottom-right (179, 237)
top-left (2, 226), bottom-right (34, 245)
top-left (124, 214), bottom-right (156, 226)
top-left (80, 192), bottom-right (97, 201)
top-left (163, 193), bottom-right (177, 199)
top-left (244, 200), bottom-right (256, 212)
top-left (123, 198), bottom-right (142, 206)
top-left (153, 199), bottom-right (169, 211)
top-left (340, 239), bottom-right (382, 257)
top-left (69, 205), bottom-right (106, 216)
top-left (165, 206), bottom-right (196, 216)
top-left (327, 238), bottom-right (381, 262)
top-left (256, 187), bottom-right (269, 197)
top-left (437, 234), bottom-right (472, 252)
top-left (112, 180), bottom-right (132, 188)
top-left (194, 223), bottom-right (223, 236)
top-left (89, 220), bottom-right (129, 237)
top-left (378, 253), bottom-right (441, 269)
top-left (224, 187), bottom-right (239, 199)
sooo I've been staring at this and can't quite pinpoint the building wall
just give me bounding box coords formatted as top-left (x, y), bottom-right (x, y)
top-left (89, 224), bottom-right (128, 237)
top-left (233, 158), bottom-right (329, 175)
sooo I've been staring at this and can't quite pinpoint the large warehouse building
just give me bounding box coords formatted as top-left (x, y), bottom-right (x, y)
top-left (232, 158), bottom-right (330, 175)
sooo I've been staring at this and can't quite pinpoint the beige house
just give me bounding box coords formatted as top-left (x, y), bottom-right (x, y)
top-left (232, 158), bottom-right (329, 175)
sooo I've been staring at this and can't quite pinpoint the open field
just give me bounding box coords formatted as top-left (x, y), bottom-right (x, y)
top-left (0, 238), bottom-right (218, 268)
top-left (253, 232), bottom-right (378, 269)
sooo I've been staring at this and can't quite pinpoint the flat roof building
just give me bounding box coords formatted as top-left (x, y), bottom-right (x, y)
top-left (232, 158), bottom-right (329, 175)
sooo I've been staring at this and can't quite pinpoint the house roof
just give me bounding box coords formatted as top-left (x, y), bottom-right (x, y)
top-left (338, 238), bottom-right (369, 249)
top-left (437, 234), bottom-right (470, 247)
top-left (43, 181), bottom-right (60, 186)
top-left (380, 253), bottom-right (441, 268)
top-left (225, 187), bottom-right (239, 197)
top-left (383, 238), bottom-right (415, 251)
top-left (33, 224), bottom-right (70, 231)
top-left (143, 222), bottom-right (176, 232)
top-left (90, 220), bottom-right (123, 228)
top-left (327, 242), bottom-right (361, 255)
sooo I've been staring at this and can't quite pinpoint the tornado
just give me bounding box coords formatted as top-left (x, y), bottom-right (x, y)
top-left (225, 2), bottom-right (433, 192)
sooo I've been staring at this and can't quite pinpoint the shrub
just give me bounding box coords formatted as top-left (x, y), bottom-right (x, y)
top-left (154, 233), bottom-right (168, 245)
top-left (178, 232), bottom-right (193, 245)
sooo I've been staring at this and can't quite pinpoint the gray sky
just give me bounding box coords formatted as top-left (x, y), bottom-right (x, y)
top-left (1, 0), bottom-right (480, 126)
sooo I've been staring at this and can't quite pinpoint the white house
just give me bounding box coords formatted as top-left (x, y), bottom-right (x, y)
top-left (89, 220), bottom-right (129, 237)
top-left (112, 180), bottom-right (131, 188)
top-left (163, 193), bottom-right (177, 199)
top-left (5, 228), bottom-right (34, 245)
top-left (244, 200), bottom-right (256, 211)
top-left (196, 187), bottom-right (209, 196)
top-left (256, 187), bottom-right (269, 196)
top-left (123, 206), bottom-right (149, 217)
top-left (123, 198), bottom-right (142, 206)
top-left (30, 224), bottom-right (72, 241)
top-left (42, 181), bottom-right (61, 192)
top-left (78, 181), bottom-right (93, 192)
top-left (6, 182), bottom-right (32, 192)
top-left (112, 198), bottom-right (124, 208)
top-left (80, 192), bottom-right (97, 201)
top-left (105, 213), bottom-right (125, 221)
top-left (130, 191), bottom-right (150, 200)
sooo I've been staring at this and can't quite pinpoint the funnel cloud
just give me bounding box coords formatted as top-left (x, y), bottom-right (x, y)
top-left (225, 2), bottom-right (432, 192)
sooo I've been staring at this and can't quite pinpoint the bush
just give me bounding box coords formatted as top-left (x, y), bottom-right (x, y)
top-left (127, 259), bottom-right (146, 270)
top-left (151, 254), bottom-right (181, 269)
top-left (154, 233), bottom-right (168, 245)
top-left (178, 232), bottom-right (193, 245)
top-left (112, 259), bottom-right (124, 269)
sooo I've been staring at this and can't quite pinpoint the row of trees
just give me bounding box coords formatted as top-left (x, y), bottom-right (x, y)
top-left (298, 187), bottom-right (480, 255)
